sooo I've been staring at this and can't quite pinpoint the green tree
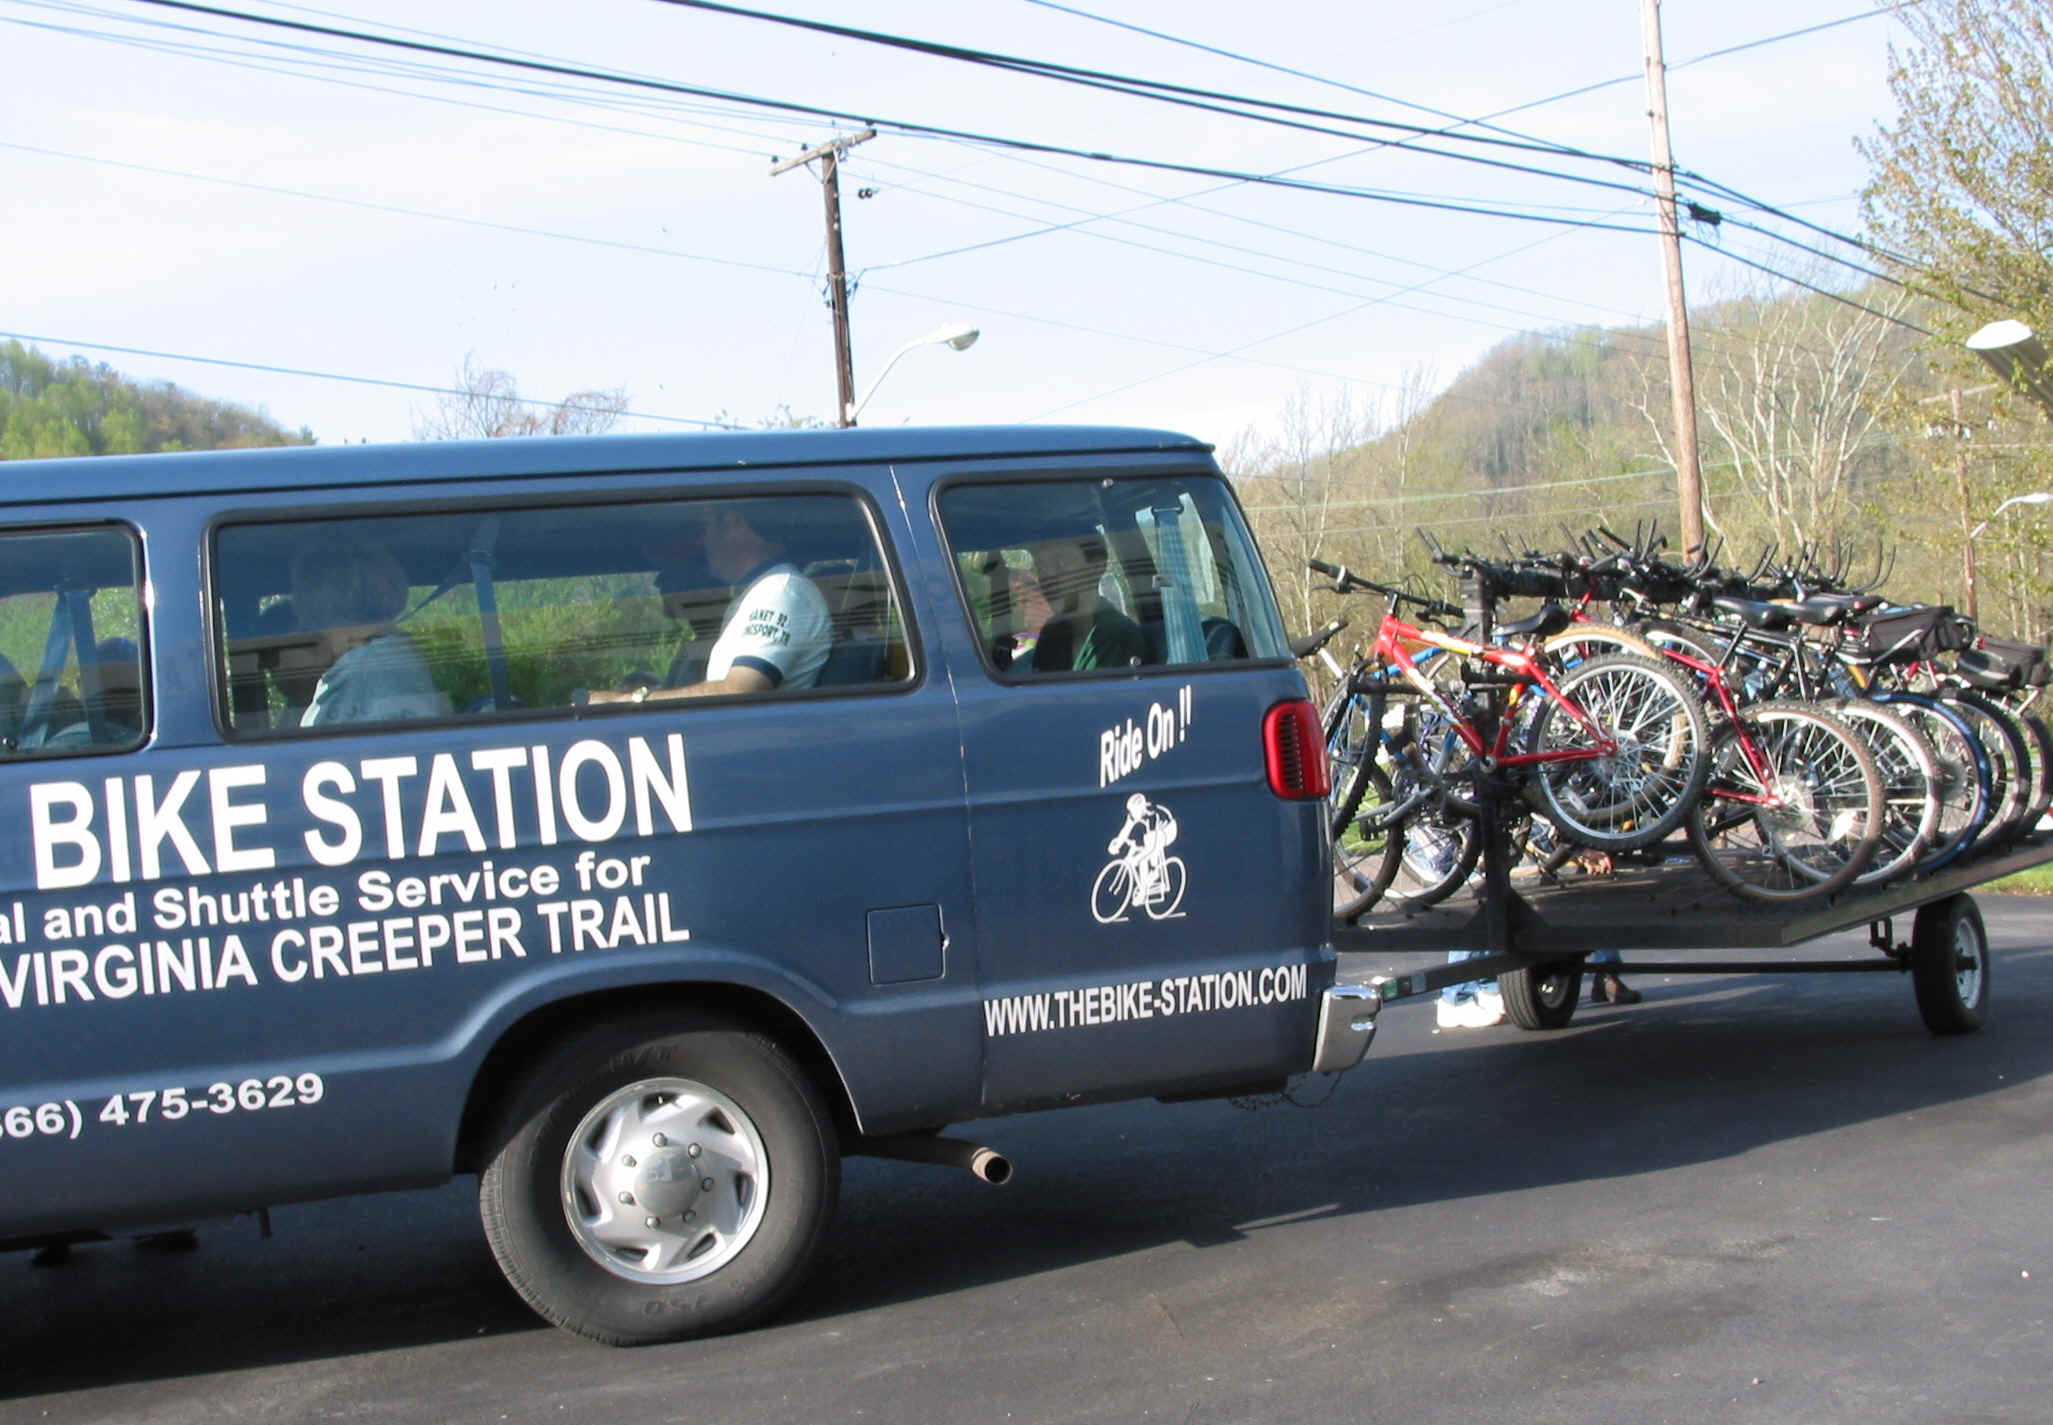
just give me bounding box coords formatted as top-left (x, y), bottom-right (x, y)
top-left (1859, 0), bottom-right (2053, 339)
top-left (1859, 0), bottom-right (2053, 633)
top-left (0, 340), bottom-right (312, 459)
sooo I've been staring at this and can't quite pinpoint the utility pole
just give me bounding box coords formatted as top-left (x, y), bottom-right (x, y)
top-left (1640, 0), bottom-right (1706, 556)
top-left (770, 128), bottom-right (876, 427)
top-left (1951, 387), bottom-right (1980, 618)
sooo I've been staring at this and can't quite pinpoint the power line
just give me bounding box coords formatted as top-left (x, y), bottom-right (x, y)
top-left (1022, 220), bottom-right (1594, 422)
top-left (0, 136), bottom-right (1553, 418)
top-left (0, 140), bottom-right (819, 277)
top-left (665, 0), bottom-right (1657, 176)
top-left (0, 331), bottom-right (747, 430)
top-left (9, 1), bottom-right (813, 151)
top-left (19, 2), bottom-right (1672, 347)
top-left (1015, 0), bottom-right (1583, 158)
top-left (654, 0), bottom-right (1962, 319)
top-left (110, 0), bottom-right (1667, 237)
top-left (1691, 241), bottom-right (1933, 335)
top-left (75, 0), bottom-right (1901, 330)
top-left (24, 0), bottom-right (1931, 425)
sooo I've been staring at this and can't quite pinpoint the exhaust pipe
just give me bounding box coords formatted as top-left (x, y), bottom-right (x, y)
top-left (851, 1133), bottom-right (1012, 1185)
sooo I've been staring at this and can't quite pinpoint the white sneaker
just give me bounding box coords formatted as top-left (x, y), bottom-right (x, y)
top-left (1437, 996), bottom-right (1504, 1029)
top-left (1472, 988), bottom-right (1505, 1026)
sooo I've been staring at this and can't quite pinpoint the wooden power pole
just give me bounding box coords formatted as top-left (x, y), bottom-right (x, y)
top-left (771, 128), bottom-right (877, 427)
top-left (1640, 0), bottom-right (1706, 555)
top-left (1951, 387), bottom-right (1980, 619)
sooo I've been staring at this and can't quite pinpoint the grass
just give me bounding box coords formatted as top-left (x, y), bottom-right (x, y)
top-left (1985, 862), bottom-right (2053, 895)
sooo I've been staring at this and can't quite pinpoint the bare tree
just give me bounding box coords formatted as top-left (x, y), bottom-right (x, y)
top-left (414, 355), bottom-right (629, 440)
top-left (1630, 279), bottom-right (1916, 555)
top-left (1229, 387), bottom-right (1378, 641)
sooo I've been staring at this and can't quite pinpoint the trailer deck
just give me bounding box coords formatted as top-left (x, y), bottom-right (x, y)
top-left (1332, 832), bottom-right (2053, 1034)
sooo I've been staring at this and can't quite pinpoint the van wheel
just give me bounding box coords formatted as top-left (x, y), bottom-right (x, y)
top-left (478, 1013), bottom-right (838, 1345)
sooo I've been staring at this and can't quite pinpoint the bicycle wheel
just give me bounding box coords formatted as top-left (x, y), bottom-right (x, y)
top-left (1523, 652), bottom-right (1712, 852)
top-left (1871, 692), bottom-right (1990, 870)
top-left (1828, 698), bottom-right (1940, 887)
top-left (1322, 684), bottom-right (1374, 792)
top-left (1539, 622), bottom-right (1662, 668)
top-left (1942, 689), bottom-right (2033, 848)
top-left (2014, 707), bottom-right (2053, 836)
top-left (1684, 701), bottom-right (1882, 901)
top-left (1384, 790), bottom-right (1481, 909)
top-left (1630, 618), bottom-right (1727, 667)
top-left (1331, 758), bottom-right (1404, 921)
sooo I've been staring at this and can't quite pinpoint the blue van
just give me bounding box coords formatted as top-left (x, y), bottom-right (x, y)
top-left (0, 426), bottom-right (1375, 1343)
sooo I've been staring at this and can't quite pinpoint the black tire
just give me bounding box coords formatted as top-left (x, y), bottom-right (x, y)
top-left (1829, 698), bottom-right (1941, 886)
top-left (1942, 690), bottom-right (2033, 848)
top-left (1499, 959), bottom-right (1583, 1030)
top-left (1524, 652), bottom-right (1712, 852)
top-left (1873, 693), bottom-right (1989, 869)
top-left (1332, 759), bottom-right (1404, 920)
top-left (478, 1012), bottom-right (839, 1346)
top-left (1387, 796), bottom-right (1482, 909)
top-left (2014, 709), bottom-right (2053, 836)
top-left (1684, 703), bottom-right (1882, 902)
top-left (1910, 894), bottom-right (1990, 1035)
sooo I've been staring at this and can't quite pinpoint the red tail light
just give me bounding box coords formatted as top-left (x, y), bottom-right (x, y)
top-left (1264, 698), bottom-right (1330, 800)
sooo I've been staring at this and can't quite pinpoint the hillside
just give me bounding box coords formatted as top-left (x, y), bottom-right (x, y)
top-left (1226, 280), bottom-right (2053, 642)
top-left (0, 341), bottom-right (312, 459)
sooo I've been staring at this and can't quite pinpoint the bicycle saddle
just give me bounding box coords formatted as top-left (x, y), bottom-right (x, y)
top-left (1495, 603), bottom-right (1572, 640)
top-left (1783, 597), bottom-right (1854, 626)
top-left (1711, 595), bottom-right (1796, 631)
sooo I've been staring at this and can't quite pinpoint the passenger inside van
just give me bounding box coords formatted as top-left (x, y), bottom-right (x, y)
top-left (587, 502), bottom-right (832, 702)
top-left (1011, 536), bottom-right (1146, 674)
top-left (290, 539), bottom-right (451, 727)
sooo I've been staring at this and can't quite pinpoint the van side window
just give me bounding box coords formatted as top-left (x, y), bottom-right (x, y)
top-left (938, 475), bottom-right (1288, 676)
top-left (215, 492), bottom-right (909, 736)
top-left (0, 525), bottom-right (149, 757)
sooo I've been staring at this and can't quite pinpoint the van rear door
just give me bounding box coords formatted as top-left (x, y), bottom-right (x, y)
top-left (931, 464), bottom-right (1329, 1112)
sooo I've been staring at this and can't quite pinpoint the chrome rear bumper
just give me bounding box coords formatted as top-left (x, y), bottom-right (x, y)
top-left (1310, 981), bottom-right (1380, 1074)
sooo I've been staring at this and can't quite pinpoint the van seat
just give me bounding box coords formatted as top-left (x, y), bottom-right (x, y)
top-left (814, 638), bottom-right (890, 687)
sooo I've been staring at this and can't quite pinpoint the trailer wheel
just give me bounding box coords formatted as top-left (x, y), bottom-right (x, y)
top-left (1500, 959), bottom-right (1583, 1030)
top-left (1910, 894), bottom-right (1990, 1036)
top-left (478, 1012), bottom-right (838, 1345)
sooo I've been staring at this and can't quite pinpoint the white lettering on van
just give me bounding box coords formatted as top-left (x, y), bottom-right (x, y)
top-left (27, 734), bottom-right (693, 890)
top-left (303, 762), bottom-right (363, 867)
top-left (1096, 685), bottom-right (1193, 788)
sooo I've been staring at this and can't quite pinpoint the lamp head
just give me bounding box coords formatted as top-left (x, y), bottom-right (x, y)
top-left (1968, 319), bottom-right (2053, 419)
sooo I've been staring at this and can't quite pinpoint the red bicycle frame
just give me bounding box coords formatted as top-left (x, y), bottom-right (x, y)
top-left (1372, 606), bottom-right (1617, 769)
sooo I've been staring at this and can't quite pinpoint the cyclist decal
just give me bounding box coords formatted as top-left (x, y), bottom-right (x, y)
top-left (1092, 793), bottom-right (1187, 923)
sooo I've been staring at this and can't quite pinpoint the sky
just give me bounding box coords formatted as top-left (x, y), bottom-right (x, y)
top-left (1, 0), bottom-right (1918, 450)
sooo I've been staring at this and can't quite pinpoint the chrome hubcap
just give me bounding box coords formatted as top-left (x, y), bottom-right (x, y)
top-left (560, 1075), bottom-right (769, 1284)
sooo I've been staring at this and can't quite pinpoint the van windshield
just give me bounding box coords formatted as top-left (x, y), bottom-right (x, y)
top-left (938, 473), bottom-right (1287, 677)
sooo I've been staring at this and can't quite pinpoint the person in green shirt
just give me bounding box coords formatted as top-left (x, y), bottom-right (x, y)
top-left (1021, 534), bottom-right (1146, 673)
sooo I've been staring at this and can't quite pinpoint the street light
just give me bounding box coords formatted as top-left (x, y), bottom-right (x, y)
top-left (1969, 491), bottom-right (2053, 540)
top-left (844, 322), bottom-right (980, 427)
top-left (1968, 320), bottom-right (2053, 418)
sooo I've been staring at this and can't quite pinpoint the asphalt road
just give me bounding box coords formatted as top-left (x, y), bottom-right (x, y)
top-left (8, 897), bottom-right (2053, 1425)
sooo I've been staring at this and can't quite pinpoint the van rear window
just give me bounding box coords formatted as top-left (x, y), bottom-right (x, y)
top-left (938, 475), bottom-right (1287, 677)
top-left (214, 492), bottom-right (909, 736)
top-left (0, 524), bottom-right (148, 757)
